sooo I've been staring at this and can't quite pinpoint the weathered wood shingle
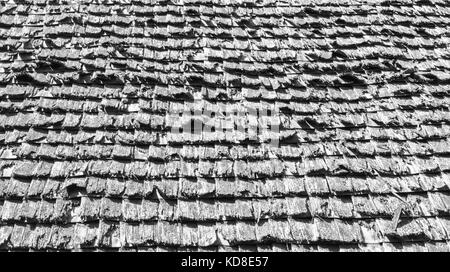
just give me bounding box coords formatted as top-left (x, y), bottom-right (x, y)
top-left (0, 0), bottom-right (450, 251)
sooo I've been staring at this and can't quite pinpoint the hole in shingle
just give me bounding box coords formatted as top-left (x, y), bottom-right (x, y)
top-left (332, 50), bottom-right (348, 59)
top-left (66, 184), bottom-right (87, 198)
top-left (280, 132), bottom-right (299, 144)
top-left (216, 93), bottom-right (228, 100)
top-left (14, 73), bottom-right (37, 84)
top-left (173, 92), bottom-right (194, 101)
top-left (340, 74), bottom-right (366, 85)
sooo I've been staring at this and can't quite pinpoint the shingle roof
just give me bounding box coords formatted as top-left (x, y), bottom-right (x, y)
top-left (1, 0), bottom-right (450, 252)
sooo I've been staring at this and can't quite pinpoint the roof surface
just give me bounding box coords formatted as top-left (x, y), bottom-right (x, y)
top-left (1, 0), bottom-right (450, 252)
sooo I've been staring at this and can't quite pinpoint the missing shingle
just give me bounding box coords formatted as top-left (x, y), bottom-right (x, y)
top-left (13, 73), bottom-right (38, 85)
top-left (66, 184), bottom-right (87, 198)
top-left (280, 131), bottom-right (299, 144)
top-left (172, 92), bottom-right (194, 101)
top-left (339, 74), bottom-right (367, 85)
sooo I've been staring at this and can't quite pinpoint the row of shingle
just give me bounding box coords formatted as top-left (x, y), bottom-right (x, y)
top-left (1, 192), bottom-right (449, 222)
top-left (2, 139), bottom-right (450, 160)
top-left (3, 59), bottom-right (442, 77)
top-left (2, 241), bottom-right (450, 252)
top-left (3, 35), bottom-right (447, 53)
top-left (1, 1), bottom-right (448, 16)
top-left (3, 12), bottom-right (449, 28)
top-left (2, 141), bottom-right (450, 163)
top-left (0, 110), bottom-right (448, 132)
top-left (0, 110), bottom-right (440, 129)
top-left (2, 24), bottom-right (449, 40)
top-left (2, 114), bottom-right (447, 132)
top-left (2, 172), bottom-right (450, 198)
top-left (278, 241), bottom-right (450, 252)
top-left (5, 54), bottom-right (450, 74)
top-left (4, 3), bottom-right (449, 17)
top-left (1, 98), bottom-right (448, 118)
top-left (0, 90), bottom-right (446, 109)
top-left (2, 96), bottom-right (448, 115)
top-left (3, 41), bottom-right (448, 62)
top-left (4, 58), bottom-right (450, 78)
top-left (1, 83), bottom-right (446, 101)
top-left (3, 70), bottom-right (450, 88)
top-left (2, 158), bottom-right (449, 186)
top-left (1, 126), bottom-right (448, 146)
top-left (1, 216), bottom-right (449, 249)
top-left (1, 173), bottom-right (449, 198)
top-left (0, 0), bottom-right (444, 7)
top-left (0, 156), bottom-right (448, 180)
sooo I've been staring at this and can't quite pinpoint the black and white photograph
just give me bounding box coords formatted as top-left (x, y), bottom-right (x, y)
top-left (0, 0), bottom-right (449, 264)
